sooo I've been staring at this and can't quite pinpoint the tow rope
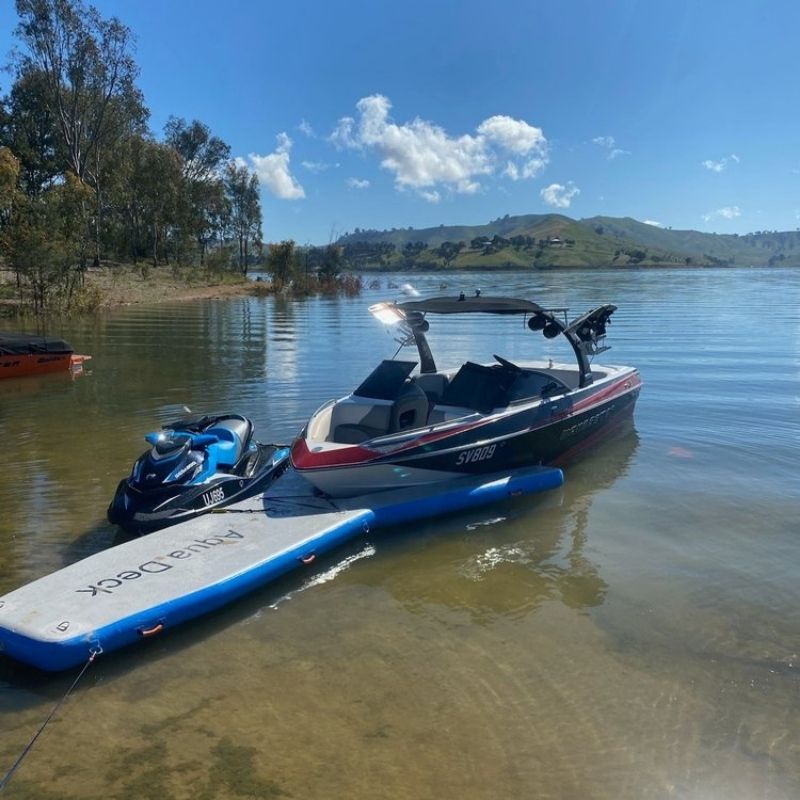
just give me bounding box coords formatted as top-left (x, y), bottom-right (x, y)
top-left (0, 647), bottom-right (100, 792)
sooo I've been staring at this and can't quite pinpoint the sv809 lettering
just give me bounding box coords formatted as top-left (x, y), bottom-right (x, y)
top-left (456, 444), bottom-right (497, 466)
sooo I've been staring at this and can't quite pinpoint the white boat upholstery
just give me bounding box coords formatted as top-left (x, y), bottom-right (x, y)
top-left (329, 397), bottom-right (393, 443)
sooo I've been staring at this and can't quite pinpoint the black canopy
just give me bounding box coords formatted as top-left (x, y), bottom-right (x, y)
top-left (0, 332), bottom-right (73, 356)
top-left (396, 296), bottom-right (545, 315)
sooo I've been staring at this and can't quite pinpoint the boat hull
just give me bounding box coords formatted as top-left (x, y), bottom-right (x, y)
top-left (293, 373), bottom-right (641, 496)
top-left (0, 352), bottom-right (74, 379)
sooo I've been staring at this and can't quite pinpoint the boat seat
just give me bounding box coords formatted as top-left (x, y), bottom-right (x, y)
top-left (414, 373), bottom-right (450, 405)
top-left (389, 382), bottom-right (429, 433)
top-left (438, 362), bottom-right (515, 414)
top-left (206, 416), bottom-right (252, 467)
top-left (329, 398), bottom-right (393, 443)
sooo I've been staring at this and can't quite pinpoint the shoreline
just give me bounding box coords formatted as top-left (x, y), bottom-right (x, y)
top-left (0, 264), bottom-right (270, 316)
top-left (2, 261), bottom-right (791, 318)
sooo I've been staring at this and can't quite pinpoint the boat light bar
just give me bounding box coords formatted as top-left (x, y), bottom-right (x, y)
top-left (369, 303), bottom-right (407, 325)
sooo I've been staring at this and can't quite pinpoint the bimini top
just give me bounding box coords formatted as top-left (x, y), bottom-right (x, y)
top-left (0, 332), bottom-right (73, 356)
top-left (396, 295), bottom-right (545, 315)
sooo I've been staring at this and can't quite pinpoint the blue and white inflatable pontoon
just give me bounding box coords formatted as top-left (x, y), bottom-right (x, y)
top-left (0, 465), bottom-right (563, 671)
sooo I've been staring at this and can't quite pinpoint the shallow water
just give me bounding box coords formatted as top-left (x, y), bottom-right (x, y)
top-left (0, 268), bottom-right (798, 799)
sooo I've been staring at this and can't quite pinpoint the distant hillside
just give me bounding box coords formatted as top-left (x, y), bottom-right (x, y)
top-left (336, 214), bottom-right (800, 270)
top-left (580, 216), bottom-right (800, 266)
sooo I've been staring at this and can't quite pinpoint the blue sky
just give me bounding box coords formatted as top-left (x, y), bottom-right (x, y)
top-left (2, 0), bottom-right (799, 243)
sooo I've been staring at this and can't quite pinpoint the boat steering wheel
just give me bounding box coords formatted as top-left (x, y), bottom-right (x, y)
top-left (493, 354), bottom-right (522, 372)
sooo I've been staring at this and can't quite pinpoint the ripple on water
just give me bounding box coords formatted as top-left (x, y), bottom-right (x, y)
top-left (0, 268), bottom-right (798, 799)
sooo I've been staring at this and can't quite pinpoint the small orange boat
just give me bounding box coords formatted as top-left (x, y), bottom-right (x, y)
top-left (0, 332), bottom-right (91, 379)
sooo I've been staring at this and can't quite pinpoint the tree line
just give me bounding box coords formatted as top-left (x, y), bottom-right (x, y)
top-left (0, 0), bottom-right (263, 313)
top-left (339, 233), bottom-right (576, 269)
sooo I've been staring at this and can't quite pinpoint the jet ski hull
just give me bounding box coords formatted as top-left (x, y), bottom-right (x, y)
top-left (108, 444), bottom-right (290, 534)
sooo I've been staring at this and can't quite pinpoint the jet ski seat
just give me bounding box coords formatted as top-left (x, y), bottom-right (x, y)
top-left (206, 416), bottom-right (252, 467)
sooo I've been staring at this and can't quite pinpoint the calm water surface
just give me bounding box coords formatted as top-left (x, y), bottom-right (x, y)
top-left (0, 268), bottom-right (798, 799)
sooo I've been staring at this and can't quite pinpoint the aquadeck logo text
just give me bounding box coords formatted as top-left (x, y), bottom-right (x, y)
top-left (75, 530), bottom-right (244, 597)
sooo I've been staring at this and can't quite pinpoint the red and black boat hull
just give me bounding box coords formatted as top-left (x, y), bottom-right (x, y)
top-left (293, 373), bottom-right (641, 496)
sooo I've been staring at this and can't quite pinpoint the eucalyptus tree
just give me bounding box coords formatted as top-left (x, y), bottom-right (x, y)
top-left (164, 117), bottom-right (231, 264)
top-left (0, 148), bottom-right (20, 224)
top-left (0, 70), bottom-right (61, 197)
top-left (266, 239), bottom-right (295, 286)
top-left (0, 148), bottom-right (22, 284)
top-left (0, 153), bottom-right (92, 312)
top-left (13, 0), bottom-right (147, 265)
top-left (137, 139), bottom-right (182, 269)
top-left (224, 161), bottom-right (262, 275)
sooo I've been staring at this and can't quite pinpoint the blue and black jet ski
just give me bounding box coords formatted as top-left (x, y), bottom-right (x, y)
top-left (107, 413), bottom-right (290, 534)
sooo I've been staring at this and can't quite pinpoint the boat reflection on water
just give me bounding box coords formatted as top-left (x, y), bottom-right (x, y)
top-left (0, 360), bottom-right (90, 398)
top-left (360, 424), bottom-right (639, 623)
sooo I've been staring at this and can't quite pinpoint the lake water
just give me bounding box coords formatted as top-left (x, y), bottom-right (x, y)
top-left (0, 268), bottom-right (798, 799)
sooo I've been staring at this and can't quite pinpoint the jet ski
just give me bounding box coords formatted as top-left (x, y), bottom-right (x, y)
top-left (108, 413), bottom-right (290, 534)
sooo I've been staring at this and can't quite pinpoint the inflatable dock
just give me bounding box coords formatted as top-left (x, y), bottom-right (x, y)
top-left (0, 466), bottom-right (563, 671)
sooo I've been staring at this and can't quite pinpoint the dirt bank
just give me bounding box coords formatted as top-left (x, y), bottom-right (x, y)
top-left (0, 264), bottom-right (272, 314)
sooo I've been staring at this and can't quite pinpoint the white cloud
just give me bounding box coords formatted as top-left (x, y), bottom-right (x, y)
top-left (702, 154), bottom-right (740, 173)
top-left (298, 119), bottom-right (315, 137)
top-left (504, 158), bottom-right (545, 180)
top-left (301, 160), bottom-right (339, 173)
top-left (244, 133), bottom-right (305, 200)
top-left (329, 116), bottom-right (357, 149)
top-left (592, 135), bottom-right (630, 160)
top-left (475, 115), bottom-right (546, 155)
top-left (702, 205), bottom-right (741, 221)
top-left (540, 182), bottom-right (580, 209)
top-left (329, 94), bottom-right (548, 199)
top-left (347, 177), bottom-right (370, 189)
top-left (643, 219), bottom-right (663, 227)
top-left (702, 159), bottom-right (726, 173)
top-left (522, 157), bottom-right (547, 178)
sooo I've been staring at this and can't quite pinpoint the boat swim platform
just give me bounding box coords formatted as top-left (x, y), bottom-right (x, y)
top-left (0, 465), bottom-right (563, 671)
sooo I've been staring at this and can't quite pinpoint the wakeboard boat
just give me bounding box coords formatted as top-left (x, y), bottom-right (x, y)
top-left (291, 293), bottom-right (641, 497)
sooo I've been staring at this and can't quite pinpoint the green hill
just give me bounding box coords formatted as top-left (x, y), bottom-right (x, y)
top-left (336, 214), bottom-right (800, 270)
top-left (580, 216), bottom-right (800, 266)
